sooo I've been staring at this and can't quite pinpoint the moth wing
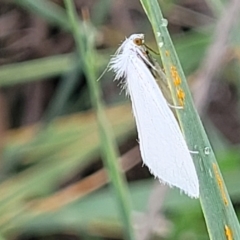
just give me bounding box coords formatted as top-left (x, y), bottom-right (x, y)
top-left (126, 55), bottom-right (199, 198)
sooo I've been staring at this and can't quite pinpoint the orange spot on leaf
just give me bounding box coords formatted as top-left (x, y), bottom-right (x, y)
top-left (225, 225), bottom-right (233, 240)
top-left (170, 65), bottom-right (184, 105)
top-left (174, 76), bottom-right (181, 86)
top-left (177, 89), bottom-right (185, 106)
top-left (165, 50), bottom-right (170, 57)
top-left (213, 163), bottom-right (228, 205)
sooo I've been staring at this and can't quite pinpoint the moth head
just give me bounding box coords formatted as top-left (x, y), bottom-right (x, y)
top-left (129, 34), bottom-right (145, 46)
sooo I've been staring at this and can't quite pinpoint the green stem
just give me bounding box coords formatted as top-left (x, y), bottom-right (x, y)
top-left (64, 1), bottom-right (135, 239)
top-left (140, 0), bottom-right (240, 239)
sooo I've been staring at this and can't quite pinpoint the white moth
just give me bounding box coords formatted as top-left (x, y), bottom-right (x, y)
top-left (109, 33), bottom-right (199, 198)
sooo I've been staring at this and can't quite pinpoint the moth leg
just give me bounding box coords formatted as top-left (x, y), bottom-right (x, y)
top-left (189, 150), bottom-right (199, 154)
top-left (168, 103), bottom-right (183, 109)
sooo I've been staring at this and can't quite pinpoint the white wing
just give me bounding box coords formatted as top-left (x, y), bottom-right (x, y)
top-left (126, 54), bottom-right (199, 198)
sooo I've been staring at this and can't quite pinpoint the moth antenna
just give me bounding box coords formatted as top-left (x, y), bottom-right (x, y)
top-left (96, 62), bottom-right (111, 82)
top-left (144, 44), bottom-right (160, 55)
top-left (97, 45), bottom-right (123, 82)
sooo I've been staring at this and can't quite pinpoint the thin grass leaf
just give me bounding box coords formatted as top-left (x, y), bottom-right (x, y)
top-left (0, 54), bottom-right (75, 87)
top-left (14, 0), bottom-right (71, 30)
top-left (7, 180), bottom-right (154, 239)
top-left (42, 63), bottom-right (81, 123)
top-left (0, 104), bottom-right (135, 235)
top-left (140, 0), bottom-right (240, 239)
top-left (63, 1), bottom-right (135, 239)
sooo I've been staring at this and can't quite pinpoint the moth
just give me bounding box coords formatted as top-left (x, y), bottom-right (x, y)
top-left (109, 33), bottom-right (199, 198)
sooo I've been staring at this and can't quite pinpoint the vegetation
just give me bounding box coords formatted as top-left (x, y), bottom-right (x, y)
top-left (0, 0), bottom-right (240, 239)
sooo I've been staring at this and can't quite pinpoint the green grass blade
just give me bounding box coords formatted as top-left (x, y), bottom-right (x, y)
top-left (42, 63), bottom-right (80, 123)
top-left (0, 54), bottom-right (75, 87)
top-left (64, 1), bottom-right (135, 239)
top-left (14, 0), bottom-right (71, 30)
top-left (140, 0), bottom-right (240, 239)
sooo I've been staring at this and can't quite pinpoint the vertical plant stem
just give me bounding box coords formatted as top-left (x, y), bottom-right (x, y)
top-left (140, 0), bottom-right (240, 239)
top-left (64, 1), bottom-right (135, 239)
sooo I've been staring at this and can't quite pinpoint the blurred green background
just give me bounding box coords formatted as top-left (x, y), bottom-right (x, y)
top-left (0, 0), bottom-right (240, 239)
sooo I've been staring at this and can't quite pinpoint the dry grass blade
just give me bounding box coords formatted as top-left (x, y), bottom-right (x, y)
top-left (193, 0), bottom-right (240, 113)
top-left (27, 146), bottom-right (141, 213)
